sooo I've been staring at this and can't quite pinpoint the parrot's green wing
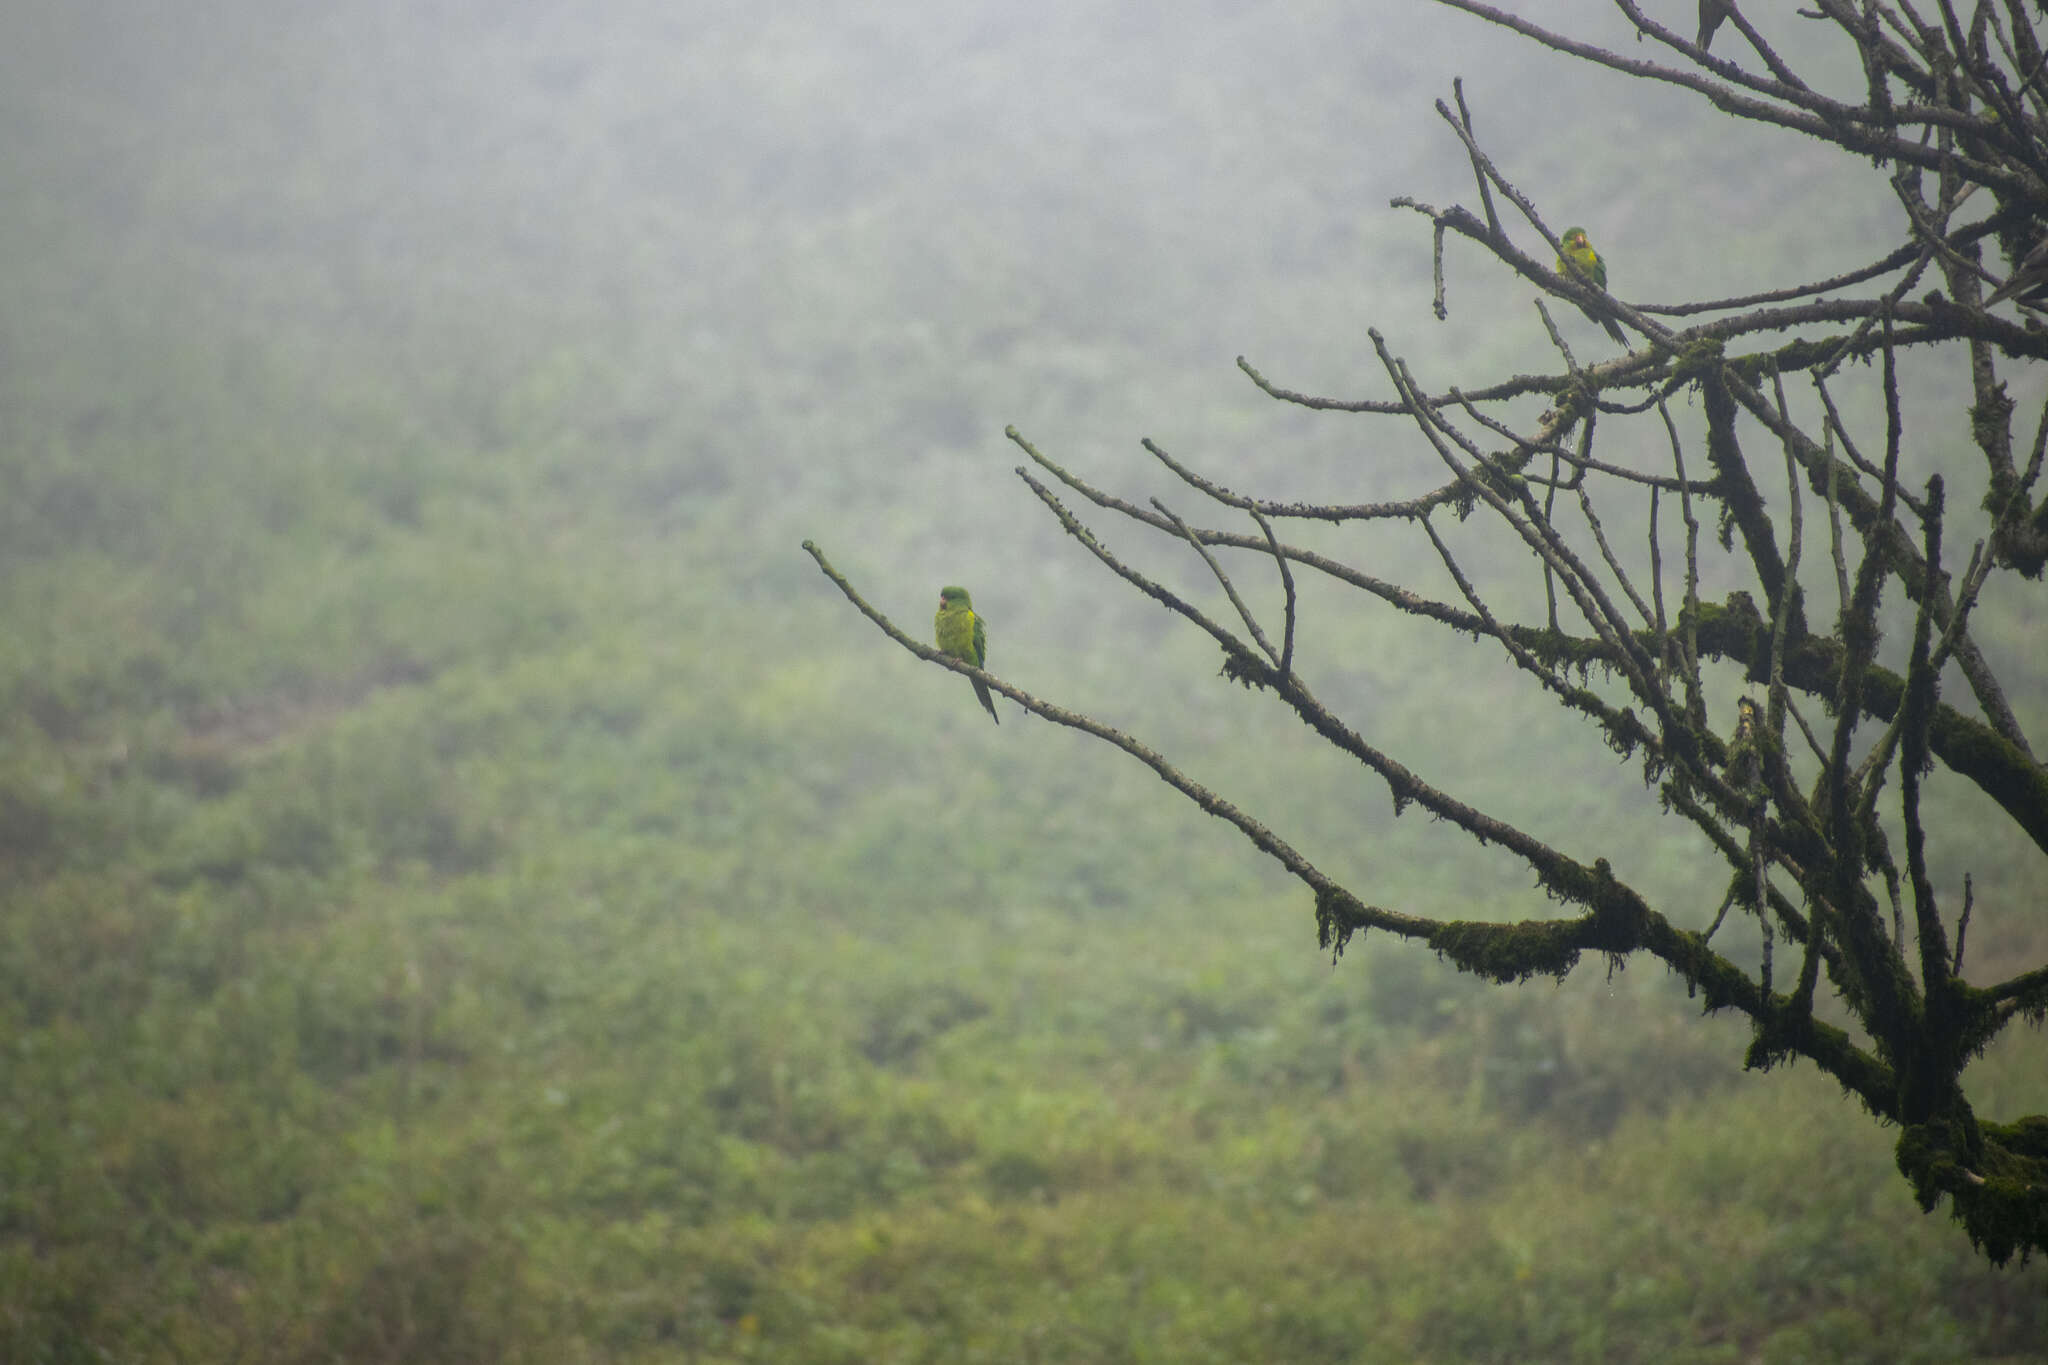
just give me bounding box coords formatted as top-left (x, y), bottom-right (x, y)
top-left (968, 610), bottom-right (997, 722)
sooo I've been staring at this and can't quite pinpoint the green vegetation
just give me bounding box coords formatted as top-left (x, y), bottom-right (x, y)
top-left (7, 694), bottom-right (2044, 1362)
top-left (2, 1), bottom-right (2042, 1360)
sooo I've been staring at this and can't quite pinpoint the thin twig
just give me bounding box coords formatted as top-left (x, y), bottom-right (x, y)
top-left (1453, 77), bottom-right (1502, 241)
top-left (1152, 496), bottom-right (1281, 668)
top-left (1954, 873), bottom-right (1973, 973)
top-left (1250, 507), bottom-right (1298, 682)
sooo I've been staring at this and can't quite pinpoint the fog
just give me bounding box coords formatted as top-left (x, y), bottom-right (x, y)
top-left (3, 0), bottom-right (1893, 560)
top-left (4, 1), bottom-right (2042, 1357)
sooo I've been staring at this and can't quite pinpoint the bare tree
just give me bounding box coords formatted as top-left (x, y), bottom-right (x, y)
top-left (808, 1), bottom-right (2048, 1264)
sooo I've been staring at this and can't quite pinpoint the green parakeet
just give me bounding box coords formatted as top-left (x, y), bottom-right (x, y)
top-left (935, 585), bottom-right (999, 724)
top-left (1555, 225), bottom-right (1629, 346)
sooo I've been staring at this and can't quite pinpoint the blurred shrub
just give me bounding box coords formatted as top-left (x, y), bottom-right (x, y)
top-left (857, 983), bottom-right (989, 1067)
top-left (983, 1149), bottom-right (1057, 1203)
top-left (295, 1221), bottom-right (527, 1365)
top-left (1392, 1122), bottom-right (1504, 1203)
top-left (0, 761), bottom-right (107, 880)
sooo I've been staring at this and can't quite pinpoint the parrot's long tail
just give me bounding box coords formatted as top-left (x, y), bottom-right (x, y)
top-left (1581, 303), bottom-right (1627, 347)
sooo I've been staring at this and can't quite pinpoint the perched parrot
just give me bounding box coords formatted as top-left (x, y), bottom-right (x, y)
top-left (1726, 695), bottom-right (1763, 792)
top-left (1698, 0), bottom-right (1732, 51)
top-left (934, 585), bottom-right (999, 724)
top-left (1555, 225), bottom-right (1629, 346)
top-left (1983, 236), bottom-right (2048, 309)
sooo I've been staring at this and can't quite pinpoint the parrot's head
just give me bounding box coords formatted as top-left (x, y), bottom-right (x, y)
top-left (938, 585), bottom-right (972, 611)
top-left (1561, 226), bottom-right (1590, 251)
